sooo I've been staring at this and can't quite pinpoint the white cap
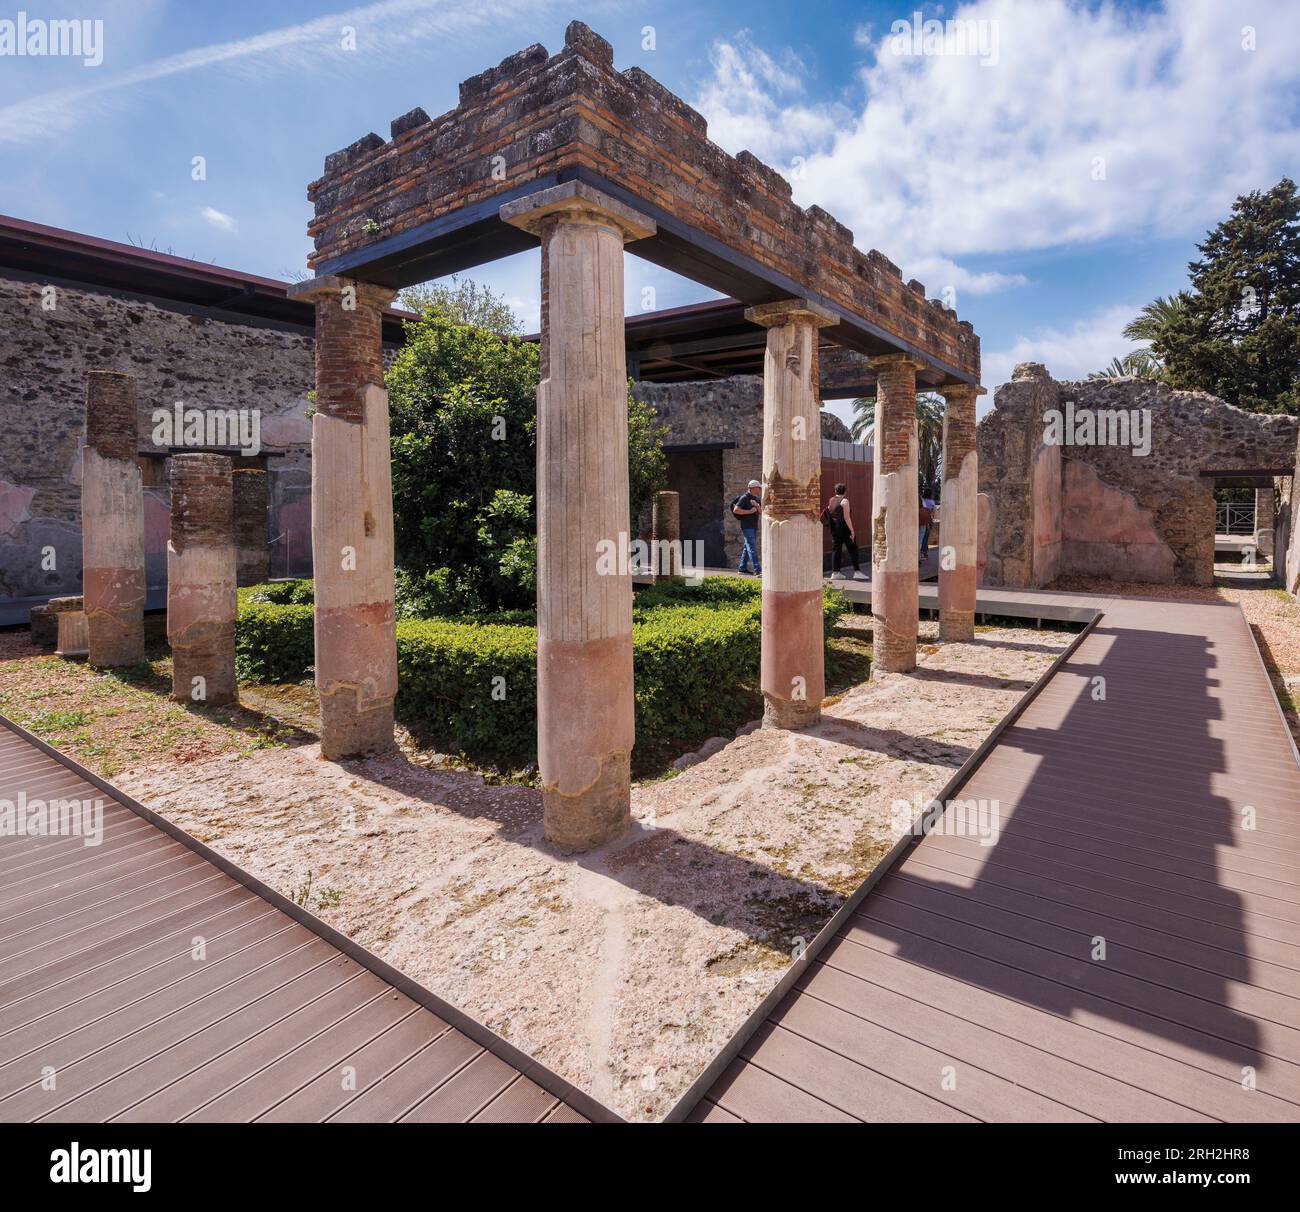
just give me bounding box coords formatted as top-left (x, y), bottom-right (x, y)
top-left (748, 479), bottom-right (761, 488)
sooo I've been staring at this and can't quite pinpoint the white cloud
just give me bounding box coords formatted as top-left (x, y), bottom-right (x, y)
top-left (201, 206), bottom-right (238, 233)
top-left (980, 303), bottom-right (1139, 399)
top-left (691, 0), bottom-right (1300, 297)
top-left (0, 0), bottom-right (573, 145)
top-left (693, 34), bottom-right (844, 167)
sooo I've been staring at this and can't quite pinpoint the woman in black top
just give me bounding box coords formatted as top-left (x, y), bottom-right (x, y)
top-left (827, 482), bottom-right (861, 577)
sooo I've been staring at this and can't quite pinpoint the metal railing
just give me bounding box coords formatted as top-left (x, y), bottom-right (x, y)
top-left (1216, 502), bottom-right (1256, 535)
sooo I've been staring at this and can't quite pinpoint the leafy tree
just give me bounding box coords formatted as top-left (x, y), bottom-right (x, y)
top-left (1152, 178), bottom-right (1300, 413)
top-left (386, 299), bottom-right (667, 613)
top-left (399, 274), bottom-right (523, 334)
top-left (850, 391), bottom-right (945, 495)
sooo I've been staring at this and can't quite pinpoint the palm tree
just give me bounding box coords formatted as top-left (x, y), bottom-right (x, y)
top-left (1122, 293), bottom-right (1188, 344)
top-left (1088, 293), bottom-right (1190, 381)
top-left (849, 392), bottom-right (946, 496)
top-left (1088, 348), bottom-right (1163, 380)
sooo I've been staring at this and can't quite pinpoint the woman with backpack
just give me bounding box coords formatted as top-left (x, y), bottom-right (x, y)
top-left (824, 482), bottom-right (863, 579)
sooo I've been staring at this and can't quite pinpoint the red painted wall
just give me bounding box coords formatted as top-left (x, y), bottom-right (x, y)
top-left (819, 457), bottom-right (873, 555)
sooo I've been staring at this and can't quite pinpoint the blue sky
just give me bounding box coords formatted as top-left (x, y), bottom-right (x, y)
top-left (3, 0), bottom-right (1298, 425)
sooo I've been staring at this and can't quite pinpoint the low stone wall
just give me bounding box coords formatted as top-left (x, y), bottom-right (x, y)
top-left (979, 363), bottom-right (1298, 588)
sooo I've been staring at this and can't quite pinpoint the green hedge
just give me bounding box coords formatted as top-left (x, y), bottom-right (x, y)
top-left (234, 577), bottom-right (848, 766)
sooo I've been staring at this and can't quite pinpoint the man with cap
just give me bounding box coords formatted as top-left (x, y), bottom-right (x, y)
top-left (731, 479), bottom-right (764, 576)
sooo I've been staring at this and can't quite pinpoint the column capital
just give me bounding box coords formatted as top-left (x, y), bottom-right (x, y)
top-left (500, 180), bottom-right (656, 242)
top-left (868, 351), bottom-right (927, 372)
top-left (938, 381), bottom-right (987, 403)
top-left (745, 298), bottom-right (839, 329)
top-left (286, 274), bottom-right (397, 310)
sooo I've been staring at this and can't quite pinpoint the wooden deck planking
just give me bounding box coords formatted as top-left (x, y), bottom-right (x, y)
top-left (0, 715), bottom-right (600, 1123)
top-left (692, 594), bottom-right (1300, 1122)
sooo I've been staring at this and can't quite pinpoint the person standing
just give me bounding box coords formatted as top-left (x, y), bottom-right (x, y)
top-left (918, 493), bottom-right (934, 563)
top-left (732, 479), bottom-right (763, 575)
top-left (826, 482), bottom-right (862, 579)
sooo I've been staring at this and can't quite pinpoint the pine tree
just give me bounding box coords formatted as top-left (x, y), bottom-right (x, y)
top-left (1155, 178), bottom-right (1300, 413)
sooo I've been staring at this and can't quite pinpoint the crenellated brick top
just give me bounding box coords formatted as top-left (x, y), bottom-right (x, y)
top-left (305, 21), bottom-right (979, 383)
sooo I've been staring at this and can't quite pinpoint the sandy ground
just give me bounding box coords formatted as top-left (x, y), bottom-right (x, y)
top-left (94, 619), bottom-right (1070, 1120)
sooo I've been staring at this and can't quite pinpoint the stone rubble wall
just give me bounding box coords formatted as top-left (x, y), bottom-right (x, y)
top-left (978, 363), bottom-right (1298, 588)
top-left (0, 274), bottom-right (318, 604)
top-left (1282, 435), bottom-right (1300, 596)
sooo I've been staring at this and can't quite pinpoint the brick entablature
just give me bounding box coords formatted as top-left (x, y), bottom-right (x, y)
top-left (305, 21), bottom-right (979, 383)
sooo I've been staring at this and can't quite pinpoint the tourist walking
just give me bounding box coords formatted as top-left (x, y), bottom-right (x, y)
top-left (825, 482), bottom-right (862, 579)
top-left (919, 493), bottom-right (934, 562)
top-left (732, 479), bottom-right (763, 575)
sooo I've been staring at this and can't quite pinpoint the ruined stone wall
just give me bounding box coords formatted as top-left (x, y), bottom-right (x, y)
top-left (633, 375), bottom-right (853, 566)
top-left (1282, 435), bottom-right (1300, 596)
top-left (0, 275), bottom-right (317, 604)
top-left (979, 363), bottom-right (1298, 587)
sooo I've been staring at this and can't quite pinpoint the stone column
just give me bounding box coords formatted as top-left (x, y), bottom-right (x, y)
top-left (168, 454), bottom-right (237, 706)
top-left (82, 371), bottom-right (145, 667)
top-left (868, 354), bottom-right (924, 673)
top-left (938, 383), bottom-right (984, 642)
top-left (651, 490), bottom-right (682, 581)
top-left (287, 275), bottom-right (399, 760)
top-left (747, 299), bottom-right (837, 727)
top-left (502, 181), bottom-right (656, 851)
top-left (233, 464), bottom-right (271, 586)
top-left (1254, 487), bottom-right (1275, 562)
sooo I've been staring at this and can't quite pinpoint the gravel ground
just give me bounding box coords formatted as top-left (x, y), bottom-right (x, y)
top-left (46, 619), bottom-right (1069, 1120)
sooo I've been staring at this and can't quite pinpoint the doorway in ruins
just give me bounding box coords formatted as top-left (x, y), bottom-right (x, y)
top-left (664, 444), bottom-right (727, 568)
top-left (1204, 469), bottom-right (1279, 584)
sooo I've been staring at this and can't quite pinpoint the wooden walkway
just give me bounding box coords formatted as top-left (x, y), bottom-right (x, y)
top-left (0, 717), bottom-right (606, 1123)
top-left (683, 593), bottom-right (1300, 1122)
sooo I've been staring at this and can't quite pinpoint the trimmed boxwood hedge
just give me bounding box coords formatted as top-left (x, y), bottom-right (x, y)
top-left (234, 577), bottom-right (847, 767)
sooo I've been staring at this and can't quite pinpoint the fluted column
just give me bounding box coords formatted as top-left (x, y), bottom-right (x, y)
top-left (938, 383), bottom-right (984, 642)
top-left (502, 182), bottom-right (656, 851)
top-left (287, 274), bottom-right (399, 760)
top-left (168, 453), bottom-right (237, 705)
top-left (747, 299), bottom-right (837, 727)
top-left (82, 371), bottom-right (145, 667)
top-left (868, 354), bottom-right (924, 673)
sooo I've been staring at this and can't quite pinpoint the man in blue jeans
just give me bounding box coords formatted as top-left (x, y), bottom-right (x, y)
top-left (732, 479), bottom-right (763, 575)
